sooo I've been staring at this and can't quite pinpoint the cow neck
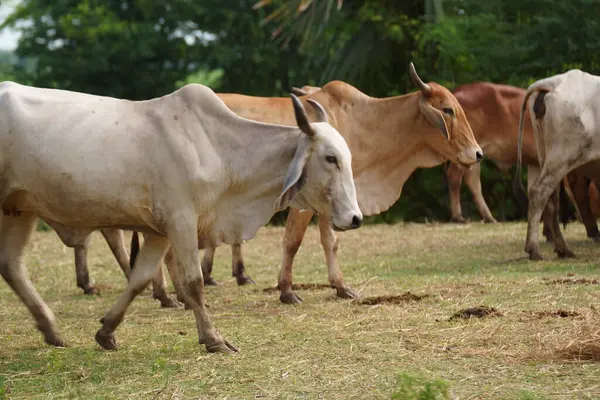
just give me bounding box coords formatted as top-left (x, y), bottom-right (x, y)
top-left (198, 116), bottom-right (302, 245)
top-left (322, 91), bottom-right (445, 215)
top-left (337, 92), bottom-right (441, 180)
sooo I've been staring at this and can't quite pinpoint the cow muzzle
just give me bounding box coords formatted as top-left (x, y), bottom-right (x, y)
top-left (457, 146), bottom-right (484, 168)
top-left (332, 213), bottom-right (364, 232)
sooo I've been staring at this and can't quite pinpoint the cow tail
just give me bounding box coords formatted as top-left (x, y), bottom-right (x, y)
top-left (512, 89), bottom-right (535, 212)
top-left (130, 231), bottom-right (140, 269)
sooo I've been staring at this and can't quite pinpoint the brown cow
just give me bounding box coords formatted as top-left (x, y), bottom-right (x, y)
top-left (563, 174), bottom-right (600, 240)
top-left (164, 66), bottom-right (483, 303)
top-left (448, 83), bottom-right (539, 223)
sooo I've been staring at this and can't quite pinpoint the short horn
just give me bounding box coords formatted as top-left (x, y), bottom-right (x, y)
top-left (409, 62), bottom-right (432, 97)
top-left (307, 99), bottom-right (328, 123)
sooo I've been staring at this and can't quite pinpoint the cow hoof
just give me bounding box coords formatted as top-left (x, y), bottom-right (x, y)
top-left (95, 331), bottom-right (117, 350)
top-left (527, 251), bottom-right (544, 261)
top-left (236, 275), bottom-right (256, 286)
top-left (206, 340), bottom-right (238, 353)
top-left (160, 297), bottom-right (183, 309)
top-left (556, 249), bottom-right (576, 259)
top-left (335, 285), bottom-right (360, 299)
top-left (82, 285), bottom-right (99, 295)
top-left (44, 332), bottom-right (67, 348)
top-left (483, 217), bottom-right (498, 224)
top-left (280, 292), bottom-right (303, 304)
top-left (204, 277), bottom-right (222, 286)
top-left (451, 216), bottom-right (468, 224)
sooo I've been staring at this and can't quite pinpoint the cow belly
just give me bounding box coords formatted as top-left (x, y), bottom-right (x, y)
top-left (2, 188), bottom-right (146, 227)
top-left (573, 161), bottom-right (600, 185)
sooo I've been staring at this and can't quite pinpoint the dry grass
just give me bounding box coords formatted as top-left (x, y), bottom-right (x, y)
top-left (1, 222), bottom-right (600, 399)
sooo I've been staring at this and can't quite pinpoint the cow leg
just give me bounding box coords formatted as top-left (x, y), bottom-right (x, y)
top-left (74, 235), bottom-right (97, 295)
top-left (95, 234), bottom-right (170, 350)
top-left (232, 243), bottom-right (254, 285)
top-left (150, 263), bottom-right (182, 309)
top-left (0, 212), bottom-right (65, 347)
top-left (101, 228), bottom-right (131, 280)
top-left (279, 208), bottom-right (313, 304)
top-left (163, 247), bottom-right (188, 307)
top-left (167, 222), bottom-right (236, 353)
top-left (545, 187), bottom-right (575, 258)
top-left (567, 173), bottom-right (600, 240)
top-left (201, 246), bottom-right (221, 286)
top-left (446, 163), bottom-right (467, 223)
top-left (318, 216), bottom-right (356, 299)
top-left (528, 166), bottom-right (553, 242)
top-left (525, 168), bottom-right (569, 260)
top-left (464, 162), bottom-right (497, 223)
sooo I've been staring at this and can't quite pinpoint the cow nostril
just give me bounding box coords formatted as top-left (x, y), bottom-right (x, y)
top-left (476, 151), bottom-right (484, 162)
top-left (351, 215), bottom-right (363, 229)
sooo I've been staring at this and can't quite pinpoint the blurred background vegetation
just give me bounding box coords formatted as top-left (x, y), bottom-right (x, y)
top-left (1, 0), bottom-right (597, 224)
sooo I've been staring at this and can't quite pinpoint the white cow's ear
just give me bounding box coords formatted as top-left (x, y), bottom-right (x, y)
top-left (275, 139), bottom-right (312, 210)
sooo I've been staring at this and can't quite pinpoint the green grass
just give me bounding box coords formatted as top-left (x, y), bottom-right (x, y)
top-left (1, 222), bottom-right (600, 399)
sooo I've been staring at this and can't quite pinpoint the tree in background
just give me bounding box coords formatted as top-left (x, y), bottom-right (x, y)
top-left (1, 0), bottom-right (208, 99)
top-left (192, 0), bottom-right (315, 96)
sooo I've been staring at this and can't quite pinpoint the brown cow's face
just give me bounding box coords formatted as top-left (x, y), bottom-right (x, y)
top-left (423, 84), bottom-right (483, 168)
top-left (409, 63), bottom-right (482, 168)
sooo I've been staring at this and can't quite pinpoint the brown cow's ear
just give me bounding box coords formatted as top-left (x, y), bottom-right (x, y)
top-left (291, 93), bottom-right (315, 137)
top-left (418, 98), bottom-right (449, 140)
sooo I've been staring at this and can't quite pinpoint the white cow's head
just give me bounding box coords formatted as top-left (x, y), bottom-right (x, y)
top-left (275, 94), bottom-right (363, 231)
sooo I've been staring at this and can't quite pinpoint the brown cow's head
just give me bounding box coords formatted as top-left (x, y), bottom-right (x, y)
top-left (409, 63), bottom-right (483, 168)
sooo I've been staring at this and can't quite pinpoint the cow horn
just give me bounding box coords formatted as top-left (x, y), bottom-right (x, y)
top-left (307, 99), bottom-right (328, 123)
top-left (290, 93), bottom-right (315, 137)
top-left (291, 86), bottom-right (308, 96)
top-left (409, 62), bottom-right (432, 97)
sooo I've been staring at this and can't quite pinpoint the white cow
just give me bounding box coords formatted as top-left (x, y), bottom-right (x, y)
top-left (515, 69), bottom-right (600, 260)
top-left (0, 82), bottom-right (362, 352)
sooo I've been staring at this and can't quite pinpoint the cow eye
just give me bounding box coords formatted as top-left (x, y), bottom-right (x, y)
top-left (443, 107), bottom-right (454, 117)
top-left (325, 155), bottom-right (338, 166)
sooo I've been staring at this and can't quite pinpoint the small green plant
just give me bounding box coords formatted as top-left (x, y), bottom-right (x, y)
top-left (36, 219), bottom-right (52, 232)
top-left (391, 373), bottom-right (450, 400)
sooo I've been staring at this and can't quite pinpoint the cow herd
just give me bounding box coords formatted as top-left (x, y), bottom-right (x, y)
top-left (0, 63), bottom-right (598, 354)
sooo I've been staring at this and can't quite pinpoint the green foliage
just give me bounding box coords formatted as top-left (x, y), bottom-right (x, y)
top-left (2, 0), bottom-right (207, 99)
top-left (391, 373), bottom-right (450, 400)
top-left (175, 68), bottom-right (223, 89)
top-left (196, 0), bottom-right (314, 96)
top-left (37, 219), bottom-right (52, 232)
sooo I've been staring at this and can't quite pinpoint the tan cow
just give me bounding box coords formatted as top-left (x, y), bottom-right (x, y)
top-left (155, 65), bottom-right (483, 303)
